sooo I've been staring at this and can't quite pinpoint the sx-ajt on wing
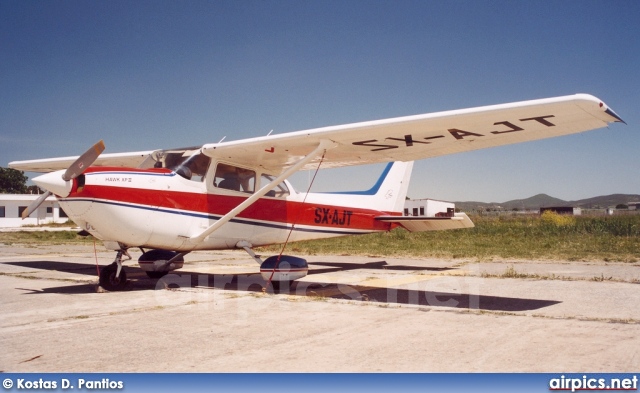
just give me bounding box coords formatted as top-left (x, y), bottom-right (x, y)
top-left (9, 94), bottom-right (625, 291)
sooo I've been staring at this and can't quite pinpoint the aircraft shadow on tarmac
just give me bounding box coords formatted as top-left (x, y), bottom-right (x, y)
top-left (5, 260), bottom-right (560, 312)
top-left (305, 260), bottom-right (452, 274)
top-left (7, 260), bottom-right (100, 275)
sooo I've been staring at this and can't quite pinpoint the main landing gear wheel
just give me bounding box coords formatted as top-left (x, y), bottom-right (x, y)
top-left (138, 249), bottom-right (183, 279)
top-left (99, 263), bottom-right (128, 291)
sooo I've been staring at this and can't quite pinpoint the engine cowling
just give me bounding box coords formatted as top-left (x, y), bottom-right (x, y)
top-left (259, 255), bottom-right (308, 282)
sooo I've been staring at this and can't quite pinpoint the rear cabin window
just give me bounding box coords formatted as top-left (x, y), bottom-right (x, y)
top-left (214, 164), bottom-right (255, 193)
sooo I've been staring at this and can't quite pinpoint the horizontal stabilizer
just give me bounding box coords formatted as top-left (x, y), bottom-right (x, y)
top-left (376, 213), bottom-right (474, 232)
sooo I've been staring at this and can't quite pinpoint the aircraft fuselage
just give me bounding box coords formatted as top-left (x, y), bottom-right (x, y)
top-left (61, 166), bottom-right (394, 251)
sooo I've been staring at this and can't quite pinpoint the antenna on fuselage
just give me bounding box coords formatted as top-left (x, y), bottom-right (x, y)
top-left (267, 129), bottom-right (273, 136)
top-left (218, 136), bottom-right (226, 143)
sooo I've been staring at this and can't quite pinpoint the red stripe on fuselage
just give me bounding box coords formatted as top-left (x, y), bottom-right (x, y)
top-left (84, 167), bottom-right (173, 175)
top-left (72, 168), bottom-right (393, 231)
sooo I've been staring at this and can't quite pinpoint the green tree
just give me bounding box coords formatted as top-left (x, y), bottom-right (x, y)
top-left (26, 185), bottom-right (44, 194)
top-left (0, 167), bottom-right (28, 194)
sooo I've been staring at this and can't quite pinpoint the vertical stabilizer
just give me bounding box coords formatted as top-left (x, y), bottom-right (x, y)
top-left (310, 161), bottom-right (413, 212)
top-left (373, 161), bottom-right (413, 212)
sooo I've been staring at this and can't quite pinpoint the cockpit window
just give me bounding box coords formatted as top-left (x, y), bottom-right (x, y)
top-left (261, 174), bottom-right (290, 198)
top-left (214, 163), bottom-right (255, 193)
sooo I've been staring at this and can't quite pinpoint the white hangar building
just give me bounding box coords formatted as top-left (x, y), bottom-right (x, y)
top-left (403, 198), bottom-right (456, 217)
top-left (0, 194), bottom-right (69, 228)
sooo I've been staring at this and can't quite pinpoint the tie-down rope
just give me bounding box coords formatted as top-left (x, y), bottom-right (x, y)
top-left (265, 151), bottom-right (326, 289)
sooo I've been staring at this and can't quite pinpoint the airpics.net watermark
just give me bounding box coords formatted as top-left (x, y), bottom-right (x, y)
top-left (151, 270), bottom-right (482, 313)
top-left (549, 375), bottom-right (638, 392)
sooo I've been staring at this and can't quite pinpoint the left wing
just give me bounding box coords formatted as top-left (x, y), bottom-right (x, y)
top-left (9, 150), bottom-right (154, 173)
top-left (201, 94), bottom-right (624, 173)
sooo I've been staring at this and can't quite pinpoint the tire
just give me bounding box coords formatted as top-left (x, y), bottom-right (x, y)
top-left (139, 250), bottom-right (183, 279)
top-left (99, 263), bottom-right (127, 291)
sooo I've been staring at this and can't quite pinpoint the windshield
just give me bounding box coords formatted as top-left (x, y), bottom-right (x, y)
top-left (139, 148), bottom-right (210, 182)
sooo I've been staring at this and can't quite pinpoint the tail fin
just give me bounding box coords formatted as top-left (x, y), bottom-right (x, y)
top-left (312, 161), bottom-right (413, 212)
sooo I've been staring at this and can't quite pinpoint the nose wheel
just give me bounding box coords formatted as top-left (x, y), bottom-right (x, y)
top-left (99, 249), bottom-right (130, 291)
top-left (99, 263), bottom-right (128, 291)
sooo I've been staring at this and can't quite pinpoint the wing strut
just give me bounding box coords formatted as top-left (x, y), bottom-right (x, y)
top-left (187, 139), bottom-right (336, 245)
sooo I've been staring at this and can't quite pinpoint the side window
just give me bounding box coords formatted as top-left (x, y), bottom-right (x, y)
top-left (260, 174), bottom-right (290, 198)
top-left (0, 206), bottom-right (5, 218)
top-left (214, 163), bottom-right (255, 193)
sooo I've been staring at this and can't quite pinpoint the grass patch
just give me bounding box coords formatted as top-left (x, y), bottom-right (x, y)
top-left (258, 214), bottom-right (640, 261)
top-left (0, 230), bottom-right (93, 245)
top-left (481, 266), bottom-right (567, 281)
top-left (22, 220), bottom-right (77, 228)
top-left (3, 214), bottom-right (639, 261)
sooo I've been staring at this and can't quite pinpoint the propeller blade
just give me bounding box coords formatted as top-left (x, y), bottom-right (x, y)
top-left (62, 140), bottom-right (105, 181)
top-left (21, 191), bottom-right (52, 219)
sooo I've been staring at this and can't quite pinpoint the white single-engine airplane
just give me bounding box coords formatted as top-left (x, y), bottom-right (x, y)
top-left (9, 94), bottom-right (625, 291)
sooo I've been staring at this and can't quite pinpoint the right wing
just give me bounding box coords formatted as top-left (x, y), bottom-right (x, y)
top-left (200, 94), bottom-right (625, 174)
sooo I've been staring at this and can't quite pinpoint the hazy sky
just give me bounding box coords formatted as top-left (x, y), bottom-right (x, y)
top-left (2, 0), bottom-right (638, 202)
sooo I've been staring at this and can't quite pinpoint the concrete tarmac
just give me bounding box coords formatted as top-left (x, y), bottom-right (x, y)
top-left (1, 243), bottom-right (638, 372)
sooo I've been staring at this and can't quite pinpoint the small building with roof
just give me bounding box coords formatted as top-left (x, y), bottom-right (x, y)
top-left (0, 194), bottom-right (68, 228)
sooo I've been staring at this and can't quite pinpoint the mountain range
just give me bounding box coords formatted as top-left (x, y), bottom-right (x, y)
top-left (455, 193), bottom-right (640, 212)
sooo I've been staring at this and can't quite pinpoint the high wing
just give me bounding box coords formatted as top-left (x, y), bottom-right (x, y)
top-left (9, 150), bottom-right (154, 173)
top-left (201, 94), bottom-right (624, 174)
top-left (9, 94), bottom-right (624, 174)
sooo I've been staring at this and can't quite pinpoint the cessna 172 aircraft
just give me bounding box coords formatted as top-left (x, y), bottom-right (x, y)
top-left (9, 94), bottom-right (625, 291)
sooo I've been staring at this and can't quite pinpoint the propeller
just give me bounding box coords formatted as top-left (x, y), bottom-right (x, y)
top-left (21, 191), bottom-right (52, 219)
top-left (22, 140), bottom-right (105, 219)
top-left (62, 140), bottom-right (105, 181)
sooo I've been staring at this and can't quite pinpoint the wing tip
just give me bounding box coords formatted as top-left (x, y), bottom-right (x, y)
top-left (575, 93), bottom-right (626, 125)
top-left (603, 107), bottom-right (627, 125)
